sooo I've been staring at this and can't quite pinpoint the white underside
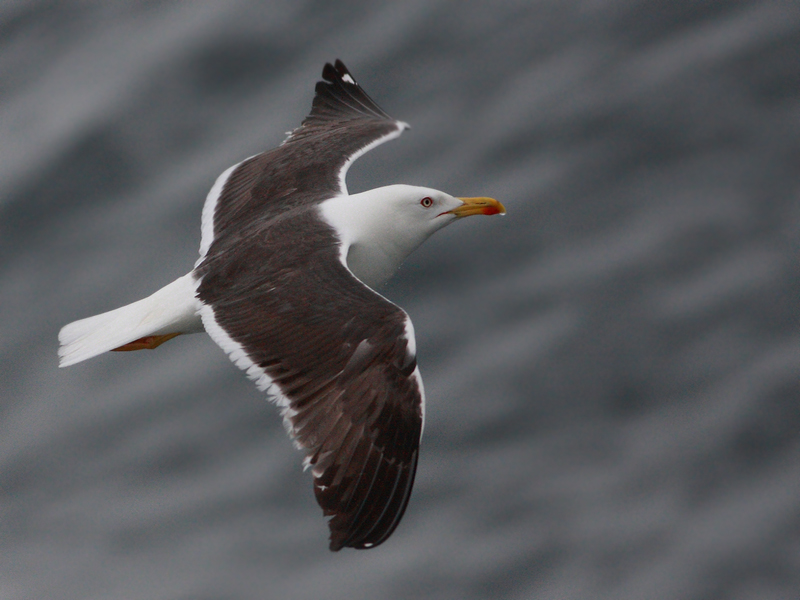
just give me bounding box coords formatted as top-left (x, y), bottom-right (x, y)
top-left (58, 272), bottom-right (203, 367)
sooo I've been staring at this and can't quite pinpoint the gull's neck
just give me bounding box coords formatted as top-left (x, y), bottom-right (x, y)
top-left (318, 186), bottom-right (437, 290)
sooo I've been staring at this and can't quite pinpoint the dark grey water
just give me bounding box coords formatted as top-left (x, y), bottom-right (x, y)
top-left (2, 2), bottom-right (799, 599)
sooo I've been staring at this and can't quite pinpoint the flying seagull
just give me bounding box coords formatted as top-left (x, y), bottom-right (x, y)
top-left (58, 60), bottom-right (505, 550)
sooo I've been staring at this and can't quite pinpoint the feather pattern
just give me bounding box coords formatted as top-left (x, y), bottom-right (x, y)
top-left (195, 62), bottom-right (422, 550)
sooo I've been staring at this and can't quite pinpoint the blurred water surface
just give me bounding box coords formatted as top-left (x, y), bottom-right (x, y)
top-left (1, 2), bottom-right (799, 599)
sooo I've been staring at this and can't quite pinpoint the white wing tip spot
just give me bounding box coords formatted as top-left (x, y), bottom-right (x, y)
top-left (342, 73), bottom-right (355, 84)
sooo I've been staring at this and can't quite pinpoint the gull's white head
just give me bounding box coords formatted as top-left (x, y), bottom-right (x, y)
top-left (319, 184), bottom-right (505, 289)
top-left (370, 184), bottom-right (504, 237)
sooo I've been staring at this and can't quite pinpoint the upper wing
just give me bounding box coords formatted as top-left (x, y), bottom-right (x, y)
top-left (194, 209), bottom-right (424, 550)
top-left (198, 60), bottom-right (408, 262)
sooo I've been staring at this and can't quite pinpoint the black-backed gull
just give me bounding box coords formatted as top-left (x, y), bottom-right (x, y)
top-left (58, 60), bottom-right (505, 550)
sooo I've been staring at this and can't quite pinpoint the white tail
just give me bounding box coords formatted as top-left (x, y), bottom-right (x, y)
top-left (58, 273), bottom-right (204, 367)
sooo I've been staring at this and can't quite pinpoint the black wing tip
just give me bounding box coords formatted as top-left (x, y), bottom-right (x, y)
top-left (310, 59), bottom-right (392, 123)
top-left (326, 450), bottom-right (419, 552)
top-left (322, 59), bottom-right (357, 86)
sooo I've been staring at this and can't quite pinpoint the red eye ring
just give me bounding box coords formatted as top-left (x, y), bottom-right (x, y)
top-left (420, 197), bottom-right (433, 208)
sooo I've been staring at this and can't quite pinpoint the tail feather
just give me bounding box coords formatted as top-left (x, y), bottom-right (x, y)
top-left (58, 273), bottom-right (203, 367)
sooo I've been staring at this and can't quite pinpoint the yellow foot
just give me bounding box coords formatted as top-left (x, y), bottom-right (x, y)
top-left (112, 332), bottom-right (181, 352)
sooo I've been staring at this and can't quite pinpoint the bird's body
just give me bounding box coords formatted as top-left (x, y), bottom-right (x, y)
top-left (59, 60), bottom-right (504, 550)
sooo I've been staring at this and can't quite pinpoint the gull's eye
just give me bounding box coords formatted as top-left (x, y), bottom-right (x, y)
top-left (420, 197), bottom-right (433, 208)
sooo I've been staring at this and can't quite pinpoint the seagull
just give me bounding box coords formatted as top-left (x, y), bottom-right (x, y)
top-left (58, 60), bottom-right (505, 550)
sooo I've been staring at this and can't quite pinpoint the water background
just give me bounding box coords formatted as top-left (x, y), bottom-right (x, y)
top-left (1, 2), bottom-right (799, 599)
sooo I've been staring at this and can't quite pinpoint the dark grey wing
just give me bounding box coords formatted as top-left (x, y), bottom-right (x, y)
top-left (198, 60), bottom-right (408, 261)
top-left (195, 210), bottom-right (423, 551)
